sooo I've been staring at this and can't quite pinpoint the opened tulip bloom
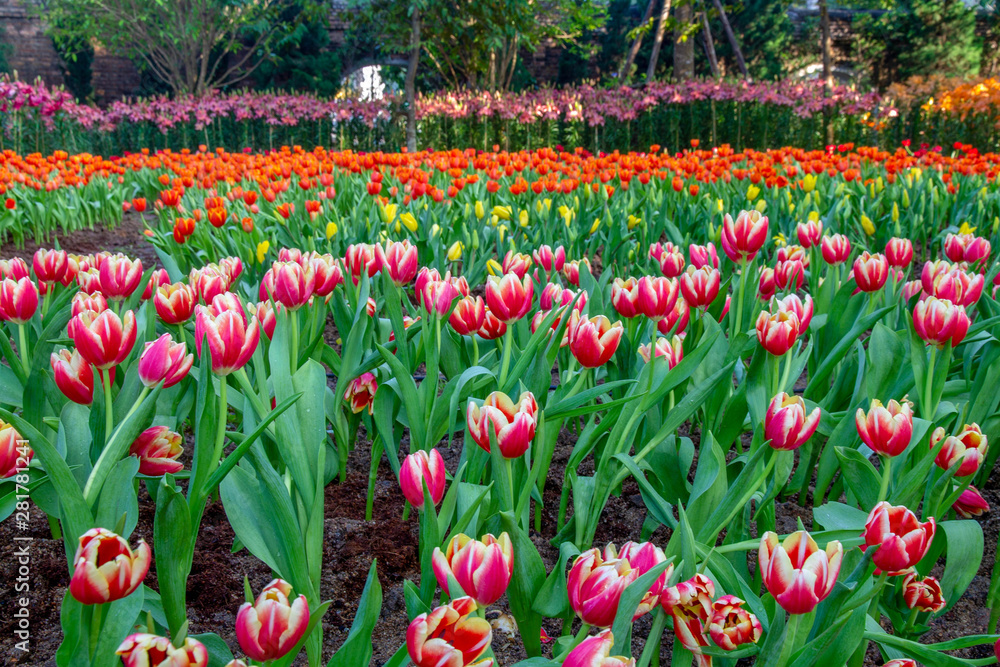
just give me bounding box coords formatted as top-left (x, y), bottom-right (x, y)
top-left (236, 579), bottom-right (310, 662)
top-left (129, 426), bottom-right (184, 476)
top-left (930, 423), bottom-right (988, 476)
top-left (344, 372), bottom-right (378, 414)
top-left (759, 531), bottom-right (842, 614)
top-left (485, 273), bottom-right (533, 322)
top-left (661, 573), bottom-right (715, 659)
top-left (570, 315), bottom-right (623, 368)
top-left (117, 633), bottom-right (208, 667)
top-left (344, 243), bottom-right (383, 284)
top-left (0, 420), bottom-right (30, 478)
top-left (138, 334), bottom-right (194, 388)
top-left (68, 309), bottom-right (137, 370)
top-left (856, 399), bottom-right (914, 457)
top-left (399, 448), bottom-right (447, 509)
top-left (433, 533), bottom-right (514, 606)
top-left (193, 306), bottom-right (260, 375)
top-left (467, 391), bottom-right (538, 458)
top-left (501, 250), bottom-right (532, 278)
top-left (567, 548), bottom-right (638, 628)
top-left (563, 629), bottom-right (634, 667)
top-left (765, 393), bottom-right (821, 450)
top-left (861, 502), bottom-right (936, 575)
top-left (913, 297), bottom-right (970, 348)
top-left (605, 541), bottom-right (672, 617)
top-left (902, 573), bottom-right (946, 612)
top-left (721, 210), bottom-right (769, 262)
top-left (51, 348), bottom-right (95, 405)
top-left (0, 277), bottom-right (38, 323)
top-left (708, 595), bottom-right (762, 651)
top-left (69, 527), bottom-right (151, 604)
top-left (407, 596), bottom-right (494, 667)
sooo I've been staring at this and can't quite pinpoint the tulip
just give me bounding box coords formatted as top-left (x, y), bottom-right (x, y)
top-left (138, 334), bottom-right (194, 388)
top-left (648, 242), bottom-right (666, 263)
top-left (98, 253), bottom-right (143, 301)
top-left (913, 297), bottom-right (970, 348)
top-left (707, 595), bottom-right (762, 651)
top-left (236, 579), bottom-right (310, 662)
top-left (945, 233), bottom-right (991, 265)
top-left (407, 597), bottom-right (493, 667)
top-left (563, 629), bottom-right (634, 667)
top-left (143, 268), bottom-right (171, 300)
top-left (129, 426), bottom-right (184, 476)
top-left (755, 309), bottom-right (800, 356)
top-left (344, 243), bottom-right (383, 284)
top-left (382, 240), bottom-right (420, 285)
top-left (778, 245), bottom-right (809, 268)
top-left (902, 280), bottom-right (923, 301)
top-left (68, 309), bottom-right (137, 370)
top-left (344, 372), bottom-right (378, 414)
top-left (69, 527), bottom-right (151, 604)
top-left (570, 315), bottom-right (624, 368)
top-left (563, 258), bottom-right (591, 286)
top-left (33, 248), bottom-right (70, 286)
top-left (930, 423), bottom-right (988, 477)
top-left (567, 548), bottom-right (638, 628)
top-left (433, 533), bottom-right (514, 606)
top-left (415, 267), bottom-right (443, 306)
top-left (638, 334), bottom-right (685, 369)
top-left (611, 278), bottom-right (640, 318)
top-left (901, 573), bottom-right (946, 613)
top-left (153, 283), bottom-right (196, 325)
top-left (861, 502), bottom-right (936, 575)
top-left (679, 266), bottom-right (720, 310)
top-left (661, 573), bottom-right (715, 656)
top-left (478, 308), bottom-right (507, 340)
top-left (795, 219), bottom-right (823, 249)
top-left (637, 276), bottom-right (679, 320)
top-left (193, 305), bottom-right (260, 376)
top-left (722, 210), bottom-right (769, 262)
top-left (654, 243), bottom-right (685, 279)
top-left (533, 245), bottom-right (566, 273)
top-left (952, 485), bottom-right (990, 518)
top-left (883, 661), bottom-right (917, 667)
top-left (467, 391), bottom-right (538, 458)
top-left (51, 348), bottom-right (95, 405)
top-left (539, 283), bottom-right (584, 312)
top-left (0, 257), bottom-right (29, 281)
top-left (206, 292), bottom-right (247, 323)
top-left (605, 541), bottom-right (671, 617)
top-left (219, 256), bottom-right (243, 283)
top-left (71, 292), bottom-right (110, 318)
top-left (925, 268), bottom-right (983, 307)
top-left (758, 266), bottom-right (777, 301)
top-left (271, 260), bottom-right (315, 310)
top-left (117, 633), bottom-right (208, 667)
top-left (0, 420), bottom-right (30, 479)
top-left (759, 531), bottom-right (843, 614)
top-left (501, 250), bottom-right (532, 279)
top-left (853, 252), bottom-right (889, 292)
top-left (450, 296), bottom-right (486, 335)
top-left (485, 273), bottom-right (533, 323)
top-left (191, 266), bottom-right (230, 303)
top-left (821, 234), bottom-right (852, 265)
top-left (920, 260), bottom-right (954, 295)
top-left (0, 277), bottom-right (38, 323)
top-left (399, 448), bottom-right (447, 509)
top-left (776, 293), bottom-right (813, 332)
top-left (774, 259), bottom-right (805, 291)
top-left (250, 300), bottom-right (280, 340)
top-left (688, 242), bottom-right (719, 270)
top-left (422, 279), bottom-right (460, 317)
top-left (856, 399), bottom-right (913, 457)
top-left (225, 661), bottom-right (249, 667)
top-left (765, 393), bottom-right (821, 451)
top-left (657, 297), bottom-right (690, 335)
top-left (308, 253), bottom-right (344, 296)
top-left (885, 238), bottom-right (914, 268)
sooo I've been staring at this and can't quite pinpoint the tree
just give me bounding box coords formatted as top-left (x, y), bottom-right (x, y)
top-left (39, 0), bottom-right (311, 95)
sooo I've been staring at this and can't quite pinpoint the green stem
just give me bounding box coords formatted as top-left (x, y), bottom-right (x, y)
top-left (366, 437), bottom-right (383, 522)
top-left (498, 324), bottom-right (513, 389)
top-left (290, 310), bottom-right (300, 373)
top-left (772, 353), bottom-right (782, 396)
top-left (904, 604), bottom-right (920, 635)
top-left (504, 456), bottom-right (515, 514)
top-left (555, 623), bottom-right (592, 663)
top-left (102, 370), bottom-right (114, 444)
top-left (89, 603), bottom-right (104, 659)
top-left (471, 335), bottom-right (480, 367)
top-left (637, 610), bottom-right (668, 667)
top-left (774, 613), bottom-right (803, 667)
top-left (16, 323), bottom-right (29, 376)
top-left (212, 377), bottom-right (228, 467)
top-left (877, 454), bottom-right (892, 504)
top-left (923, 345), bottom-right (937, 419)
top-left (733, 256), bottom-right (748, 337)
top-left (122, 387), bottom-right (150, 423)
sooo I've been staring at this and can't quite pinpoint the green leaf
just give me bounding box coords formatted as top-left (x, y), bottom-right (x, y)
top-left (686, 430), bottom-right (727, 532)
top-left (937, 520), bottom-right (983, 612)
top-left (92, 587), bottom-right (145, 666)
top-left (805, 305), bottom-right (894, 397)
top-left (188, 633), bottom-right (235, 667)
top-left (500, 510), bottom-right (546, 657)
top-left (94, 456), bottom-right (139, 537)
top-left (153, 477), bottom-right (193, 641)
top-left (834, 447), bottom-right (882, 511)
top-left (610, 559), bottom-right (674, 656)
top-left (327, 561), bottom-right (383, 667)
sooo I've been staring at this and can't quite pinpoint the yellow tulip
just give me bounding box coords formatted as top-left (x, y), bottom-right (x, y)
top-left (381, 203), bottom-right (398, 224)
top-left (861, 214), bottom-right (875, 236)
top-left (755, 199), bottom-right (767, 213)
top-left (959, 221), bottom-right (977, 235)
top-left (627, 214), bottom-right (642, 230)
top-left (519, 210), bottom-right (529, 227)
top-left (802, 173), bottom-right (817, 193)
top-left (498, 224), bottom-right (508, 243)
top-left (431, 223), bottom-right (441, 238)
top-left (892, 202), bottom-right (899, 223)
top-left (325, 221), bottom-right (337, 239)
top-left (773, 232), bottom-right (787, 248)
top-left (807, 211), bottom-right (820, 223)
top-left (993, 217), bottom-right (999, 234)
top-left (558, 205), bottom-right (574, 227)
top-left (399, 212), bottom-right (418, 233)
top-left (256, 240), bottom-right (270, 264)
top-left (492, 205), bottom-right (512, 221)
top-left (875, 176), bottom-right (884, 194)
top-left (486, 258), bottom-right (503, 276)
top-left (902, 190), bottom-right (910, 209)
top-left (490, 215), bottom-right (499, 227)
top-left (475, 201), bottom-right (485, 220)
top-left (447, 241), bottom-right (464, 261)
top-left (716, 199), bottom-right (725, 213)
top-left (747, 184), bottom-right (760, 201)
top-left (589, 218), bottom-right (601, 235)
top-left (789, 203), bottom-right (796, 213)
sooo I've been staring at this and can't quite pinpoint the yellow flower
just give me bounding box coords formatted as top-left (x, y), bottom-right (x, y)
top-left (498, 224), bottom-right (508, 243)
top-left (256, 240), bottom-right (270, 264)
top-left (519, 210), bottom-right (529, 227)
top-left (589, 218), bottom-right (601, 235)
top-left (492, 205), bottom-right (512, 221)
top-left (447, 241), bottom-right (464, 261)
top-left (755, 199), bottom-right (767, 213)
top-left (486, 258), bottom-right (503, 276)
top-left (901, 190), bottom-right (910, 209)
top-left (558, 205), bottom-right (574, 227)
top-left (891, 202), bottom-right (899, 223)
top-left (431, 223), bottom-right (441, 238)
top-left (325, 221), bottom-right (337, 239)
top-left (807, 211), bottom-right (820, 223)
top-left (789, 203), bottom-right (796, 213)
top-left (490, 215), bottom-right (499, 227)
top-left (381, 203), bottom-right (398, 224)
top-left (399, 212), bottom-right (418, 233)
top-left (773, 232), bottom-right (787, 248)
top-left (861, 214), bottom-right (875, 236)
top-left (875, 176), bottom-right (884, 194)
top-left (716, 199), bottom-right (725, 213)
top-left (993, 217), bottom-right (999, 234)
top-left (802, 173), bottom-right (817, 193)
top-left (475, 201), bottom-right (485, 220)
top-left (627, 214), bottom-right (642, 230)
top-left (959, 221), bottom-right (977, 235)
top-left (747, 184), bottom-right (760, 201)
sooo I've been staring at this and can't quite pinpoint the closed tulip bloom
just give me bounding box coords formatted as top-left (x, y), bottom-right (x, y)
top-left (433, 533), bottom-right (513, 606)
top-left (71, 292), bottom-right (109, 318)
top-left (77, 269), bottom-right (103, 296)
top-left (708, 595), bottom-right (763, 651)
top-left (605, 541), bottom-right (672, 617)
top-left (540, 283), bottom-right (585, 312)
top-left (648, 242), bottom-right (666, 263)
top-left (776, 293), bottom-right (813, 332)
top-left (138, 334), bottom-right (194, 388)
top-left (0, 277), bottom-right (38, 323)
top-left (950, 486), bottom-right (989, 520)
top-left (774, 259), bottom-right (806, 291)
top-left (422, 279), bottom-right (460, 317)
top-left (33, 248), bottom-right (69, 286)
top-left (478, 308), bottom-right (507, 340)
top-left (679, 266), bottom-right (720, 309)
top-left (901, 573), bottom-right (946, 613)
top-left (414, 267), bottom-right (443, 306)
top-left (722, 210), bottom-right (769, 262)
top-left (207, 291), bottom-right (247, 323)
top-left (570, 315), bottom-right (624, 368)
top-left (249, 300), bottom-right (280, 340)
top-left (129, 426), bottom-right (184, 476)
top-left (225, 661), bottom-right (249, 667)
top-left (920, 260), bottom-right (954, 295)
top-left (658, 242), bottom-right (686, 278)
top-left (308, 253), bottom-right (345, 296)
top-left (821, 233), bottom-right (852, 265)
top-left (51, 349), bottom-right (95, 405)
top-left (755, 309), bottom-right (800, 356)
top-left (399, 449), bottom-right (447, 509)
top-left (759, 531), bottom-right (843, 614)
top-left (902, 280), bottom-right (923, 301)
top-left (657, 297), bottom-right (690, 335)
top-left (0, 420), bottom-right (30, 479)
top-left (501, 250), bottom-right (533, 279)
top-left (236, 579), bottom-right (310, 662)
top-left (69, 527), bottom-right (151, 604)
top-left (688, 242), bottom-right (719, 270)
top-left (567, 548), bottom-right (638, 628)
top-left (450, 295), bottom-right (486, 335)
top-left (191, 266), bottom-right (230, 304)
top-left (611, 278), bottom-right (640, 318)
top-left (945, 233), bottom-right (991, 265)
top-left (219, 256), bottom-right (243, 283)
top-left (883, 661), bottom-right (918, 667)
top-left (637, 276), bottom-right (679, 320)
top-left (856, 399), bottom-right (913, 457)
top-left (407, 597), bottom-right (493, 667)
top-left (344, 243), bottom-right (383, 284)
top-left (930, 423), bottom-right (988, 477)
top-left (638, 335), bottom-right (685, 368)
top-left (193, 305), bottom-right (260, 376)
top-left (533, 245), bottom-right (566, 273)
top-left (758, 266), bottom-right (777, 300)
top-left (485, 273), bottom-right (533, 322)
top-left (154, 283), bottom-right (197, 324)
top-left (98, 253), bottom-right (143, 301)
top-left (795, 219), bottom-right (823, 249)
top-left (563, 258), bottom-right (591, 286)
top-left (143, 268), bottom-right (171, 300)
top-left (765, 393), bottom-right (821, 451)
top-left (467, 391), bottom-right (538, 458)
top-left (885, 238), bottom-right (914, 268)
top-left (117, 633), bottom-right (208, 667)
top-left (68, 309), bottom-right (137, 370)
top-left (0, 257), bottom-right (29, 281)
top-left (344, 372), bottom-right (377, 414)
top-left (382, 240), bottom-right (420, 285)
top-left (271, 261), bottom-right (315, 310)
top-left (913, 297), bottom-right (970, 348)
top-left (563, 629), bottom-right (634, 667)
top-left (925, 268), bottom-right (984, 307)
top-left (861, 502), bottom-right (936, 575)
top-left (853, 252), bottom-right (889, 292)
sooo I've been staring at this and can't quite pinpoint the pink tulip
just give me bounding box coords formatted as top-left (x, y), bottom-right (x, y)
top-left (533, 245), bottom-right (566, 273)
top-left (138, 334), bottom-right (194, 388)
top-left (271, 260), bottom-right (315, 310)
top-left (721, 210), bottom-right (769, 262)
top-left (821, 234), bottom-right (851, 265)
top-left (193, 305), bottom-right (260, 375)
top-left (117, 633), bottom-right (208, 667)
top-left (0, 277), bottom-right (38, 323)
top-left (129, 426), bottom-right (184, 476)
top-left (433, 533), bottom-right (514, 606)
top-left (755, 309), bottom-right (800, 356)
top-left (344, 372), bottom-right (378, 414)
top-left (399, 449), bottom-right (447, 509)
top-left (901, 573), bottom-right (946, 612)
top-left (501, 250), bottom-right (532, 279)
top-left (567, 548), bottom-right (637, 628)
top-left (611, 278), bottom-right (640, 318)
top-left (796, 219), bottom-right (823, 249)
top-left (71, 292), bottom-right (110, 318)
top-left (235, 579), bottom-right (310, 662)
top-left (679, 266), bottom-right (720, 310)
top-left (467, 391), bottom-right (538, 458)
top-left (952, 485), bottom-right (989, 518)
top-left (0, 420), bottom-right (30, 479)
top-left (765, 393), bottom-right (821, 451)
top-left (861, 502), bottom-right (935, 576)
top-left (852, 252), bottom-right (889, 292)
top-left (69, 527), bottom-right (150, 604)
top-left (930, 423), bottom-right (988, 477)
top-left (569, 315), bottom-right (623, 368)
top-left (708, 595), bottom-right (762, 651)
top-left (563, 629), bottom-right (634, 667)
top-left (98, 253), bottom-right (143, 301)
top-left (154, 283), bottom-right (197, 324)
top-left (885, 238), bottom-right (914, 268)
top-left (484, 273), bottom-right (533, 322)
top-left (759, 531), bottom-right (842, 614)
top-left (382, 240), bottom-right (420, 285)
top-left (913, 297), bottom-right (970, 348)
top-left (68, 309), bottom-right (137, 370)
top-left (605, 541), bottom-right (672, 618)
top-left (407, 597), bottom-right (493, 667)
top-left (856, 399), bottom-right (913, 457)
top-left (422, 279), bottom-right (460, 317)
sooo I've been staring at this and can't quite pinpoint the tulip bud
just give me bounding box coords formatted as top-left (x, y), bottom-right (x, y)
top-left (688, 242), bottom-right (719, 270)
top-left (853, 252), bottom-right (889, 292)
top-left (129, 426), bottom-right (184, 476)
top-left (51, 349), bottom-right (95, 405)
top-left (861, 502), bottom-right (936, 576)
top-left (407, 597), bottom-right (493, 667)
top-left (433, 533), bottom-right (514, 606)
top-left (901, 573), bottom-right (946, 613)
top-left (930, 423), bottom-right (988, 477)
top-left (117, 634), bottom-right (208, 667)
top-left (399, 449), bottom-right (447, 509)
top-left (271, 260), bottom-right (315, 310)
top-left (679, 266), bottom-right (720, 310)
top-left (657, 242), bottom-right (686, 278)
top-left (821, 233), bottom-right (852, 265)
top-left (856, 399), bottom-right (913, 457)
top-left (611, 278), bottom-right (640, 318)
top-left (98, 253), bottom-right (143, 301)
top-left (381, 240), bottom-right (420, 285)
top-left (467, 391), bottom-right (538, 459)
top-left (570, 315), bottom-right (624, 368)
top-left (759, 531), bottom-right (842, 614)
top-left (154, 283), bottom-right (197, 325)
top-left (755, 309), bottom-right (800, 356)
top-left (449, 295), bottom-right (486, 335)
top-left (193, 305), bottom-right (260, 376)
top-left (344, 372), bottom-right (378, 414)
top-left (138, 334), bottom-right (194, 388)
top-left (758, 266), bottom-right (777, 301)
top-left (722, 210), bottom-right (769, 262)
top-left (795, 219), bottom-right (823, 249)
top-left (0, 277), bottom-right (39, 323)
top-left (708, 595), bottom-right (763, 651)
top-left (563, 629), bottom-right (634, 667)
top-left (485, 273), bottom-right (533, 323)
top-left (913, 297), bottom-right (970, 348)
top-left (567, 548), bottom-right (638, 628)
top-left (68, 309), bottom-right (137, 370)
top-left (885, 238), bottom-right (914, 269)
top-left (765, 393), bottom-right (820, 451)
top-left (952, 485), bottom-right (989, 518)
top-left (0, 420), bottom-right (30, 479)
top-left (236, 579), bottom-right (310, 662)
top-left (883, 660), bottom-right (917, 667)
top-left (70, 528), bottom-right (151, 604)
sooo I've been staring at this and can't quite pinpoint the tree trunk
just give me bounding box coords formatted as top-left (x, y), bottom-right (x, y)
top-left (673, 2), bottom-right (694, 80)
top-left (646, 0), bottom-right (673, 81)
top-left (405, 5), bottom-right (421, 153)
top-left (710, 0), bottom-right (748, 78)
top-left (620, 0), bottom-right (658, 83)
top-left (820, 0), bottom-right (832, 89)
top-left (701, 5), bottom-right (720, 77)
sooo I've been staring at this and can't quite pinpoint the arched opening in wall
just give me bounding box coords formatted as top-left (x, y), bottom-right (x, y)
top-left (342, 64), bottom-right (387, 100)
